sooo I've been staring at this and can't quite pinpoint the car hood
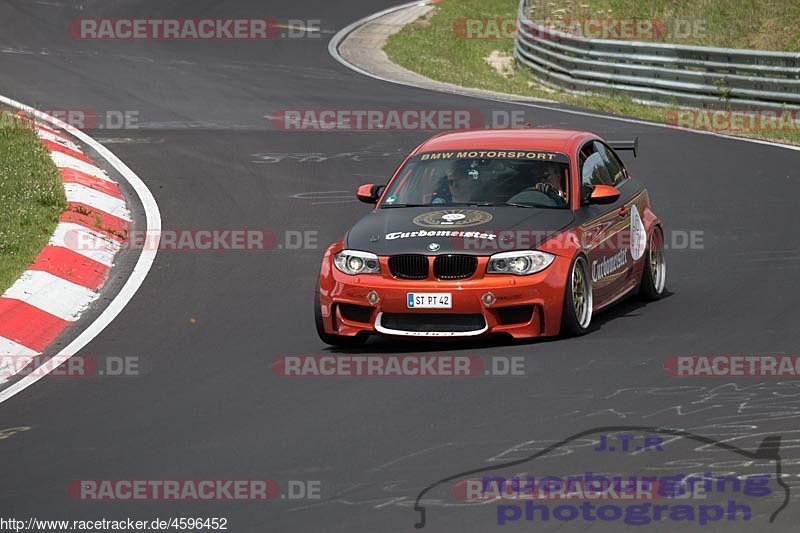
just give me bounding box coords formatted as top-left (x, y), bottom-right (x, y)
top-left (344, 206), bottom-right (575, 255)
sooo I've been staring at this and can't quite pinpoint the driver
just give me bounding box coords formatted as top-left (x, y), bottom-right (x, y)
top-left (431, 161), bottom-right (476, 204)
top-left (532, 164), bottom-right (567, 205)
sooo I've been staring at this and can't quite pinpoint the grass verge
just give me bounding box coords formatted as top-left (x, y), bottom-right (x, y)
top-left (383, 0), bottom-right (800, 146)
top-left (0, 111), bottom-right (66, 293)
top-left (556, 0), bottom-right (800, 50)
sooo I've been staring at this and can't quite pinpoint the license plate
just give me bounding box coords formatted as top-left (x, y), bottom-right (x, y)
top-left (407, 293), bottom-right (452, 309)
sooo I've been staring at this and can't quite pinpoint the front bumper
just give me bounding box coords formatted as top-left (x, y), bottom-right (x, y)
top-left (319, 252), bottom-right (570, 339)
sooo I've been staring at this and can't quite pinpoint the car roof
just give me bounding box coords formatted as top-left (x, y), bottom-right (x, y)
top-left (413, 128), bottom-right (599, 155)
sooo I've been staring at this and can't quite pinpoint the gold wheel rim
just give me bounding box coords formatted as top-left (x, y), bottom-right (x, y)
top-left (649, 231), bottom-right (666, 293)
top-left (572, 260), bottom-right (591, 327)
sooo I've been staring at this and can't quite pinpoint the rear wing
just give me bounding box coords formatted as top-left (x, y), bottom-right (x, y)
top-left (608, 137), bottom-right (638, 158)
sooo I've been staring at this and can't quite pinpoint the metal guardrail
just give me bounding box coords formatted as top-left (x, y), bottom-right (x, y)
top-left (513, 0), bottom-right (800, 110)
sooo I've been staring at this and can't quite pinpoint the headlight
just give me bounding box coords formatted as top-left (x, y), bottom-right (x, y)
top-left (487, 251), bottom-right (554, 275)
top-left (334, 250), bottom-right (381, 275)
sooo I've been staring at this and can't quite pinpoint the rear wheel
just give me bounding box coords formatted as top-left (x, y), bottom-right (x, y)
top-left (640, 226), bottom-right (666, 300)
top-left (314, 290), bottom-right (368, 346)
top-left (560, 256), bottom-right (593, 337)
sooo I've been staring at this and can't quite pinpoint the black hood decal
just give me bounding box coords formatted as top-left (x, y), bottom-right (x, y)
top-left (345, 207), bottom-right (574, 255)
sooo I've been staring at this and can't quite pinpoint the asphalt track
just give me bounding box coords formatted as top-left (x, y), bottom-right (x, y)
top-left (1, 1), bottom-right (800, 532)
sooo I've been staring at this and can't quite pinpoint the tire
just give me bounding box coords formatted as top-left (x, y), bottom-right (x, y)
top-left (560, 255), bottom-right (593, 337)
top-left (639, 226), bottom-right (667, 301)
top-left (314, 290), bottom-right (368, 346)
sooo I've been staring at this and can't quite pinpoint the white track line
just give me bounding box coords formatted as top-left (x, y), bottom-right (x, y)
top-left (327, 1), bottom-right (800, 154)
top-left (0, 95), bottom-right (162, 404)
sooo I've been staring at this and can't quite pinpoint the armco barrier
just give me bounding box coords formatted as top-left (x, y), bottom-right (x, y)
top-left (513, 0), bottom-right (800, 110)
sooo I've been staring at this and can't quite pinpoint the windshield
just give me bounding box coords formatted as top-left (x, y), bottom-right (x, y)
top-left (381, 150), bottom-right (571, 209)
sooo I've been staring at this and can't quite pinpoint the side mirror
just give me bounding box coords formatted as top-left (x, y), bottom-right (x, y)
top-left (356, 183), bottom-right (384, 204)
top-left (588, 184), bottom-right (621, 205)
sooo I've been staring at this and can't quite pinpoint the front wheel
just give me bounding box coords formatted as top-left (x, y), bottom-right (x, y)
top-left (314, 290), bottom-right (368, 346)
top-left (639, 226), bottom-right (667, 300)
top-left (560, 256), bottom-right (593, 337)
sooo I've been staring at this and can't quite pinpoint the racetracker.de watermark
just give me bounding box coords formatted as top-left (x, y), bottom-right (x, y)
top-left (67, 19), bottom-right (322, 40)
top-left (665, 109), bottom-right (800, 133)
top-left (455, 229), bottom-right (704, 252)
top-left (68, 229), bottom-right (318, 251)
top-left (454, 476), bottom-right (665, 502)
top-left (0, 109), bottom-right (139, 130)
top-left (269, 109), bottom-right (531, 131)
top-left (665, 355), bottom-right (800, 377)
top-left (454, 18), bottom-right (706, 41)
top-left (67, 480), bottom-right (321, 500)
top-left (0, 355), bottom-right (139, 379)
top-left (271, 355), bottom-right (525, 377)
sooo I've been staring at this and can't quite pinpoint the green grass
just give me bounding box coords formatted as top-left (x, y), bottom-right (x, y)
top-left (383, 0), bottom-right (800, 146)
top-left (0, 111), bottom-right (66, 293)
top-left (552, 0), bottom-right (800, 50)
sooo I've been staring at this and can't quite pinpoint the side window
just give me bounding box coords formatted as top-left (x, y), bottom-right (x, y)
top-left (580, 142), bottom-right (612, 201)
top-left (595, 142), bottom-right (627, 186)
